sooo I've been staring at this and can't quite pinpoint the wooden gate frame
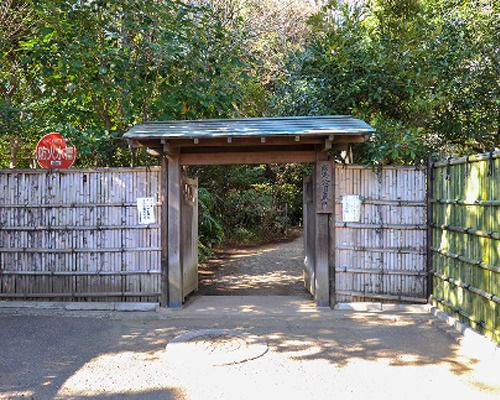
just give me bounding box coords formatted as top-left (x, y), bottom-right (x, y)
top-left (124, 116), bottom-right (374, 308)
top-left (160, 147), bottom-right (335, 308)
top-left (312, 153), bottom-right (332, 307)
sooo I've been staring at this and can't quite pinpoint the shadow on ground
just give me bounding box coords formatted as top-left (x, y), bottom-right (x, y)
top-left (1, 299), bottom-right (497, 399)
top-left (198, 234), bottom-right (309, 297)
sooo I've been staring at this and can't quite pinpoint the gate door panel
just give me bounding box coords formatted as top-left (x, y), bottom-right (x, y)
top-left (181, 175), bottom-right (198, 299)
top-left (303, 175), bottom-right (316, 296)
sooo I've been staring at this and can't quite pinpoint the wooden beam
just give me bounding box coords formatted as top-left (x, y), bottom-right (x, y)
top-left (329, 162), bottom-right (336, 307)
top-left (334, 135), bottom-right (366, 144)
top-left (164, 141), bottom-right (179, 155)
top-left (180, 144), bottom-right (316, 154)
top-left (129, 134), bottom-right (366, 150)
top-left (160, 155), bottom-right (168, 307)
top-left (167, 136), bottom-right (324, 148)
top-left (179, 150), bottom-right (318, 165)
top-left (323, 139), bottom-right (333, 152)
top-left (315, 151), bottom-right (329, 161)
top-left (315, 212), bottom-right (330, 306)
top-left (167, 153), bottom-right (183, 307)
top-left (147, 148), bottom-right (161, 157)
top-left (314, 155), bottom-right (331, 307)
top-left (426, 157), bottom-right (434, 300)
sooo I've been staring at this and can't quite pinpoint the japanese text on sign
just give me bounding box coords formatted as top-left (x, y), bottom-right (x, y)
top-left (137, 197), bottom-right (156, 224)
top-left (342, 195), bottom-right (361, 222)
top-left (316, 161), bottom-right (334, 213)
top-left (36, 132), bottom-right (76, 169)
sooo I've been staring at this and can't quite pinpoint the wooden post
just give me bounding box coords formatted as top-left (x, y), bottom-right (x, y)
top-left (302, 175), bottom-right (315, 295)
top-left (329, 161), bottom-right (336, 307)
top-left (426, 157), bottom-right (434, 300)
top-left (314, 152), bottom-right (331, 307)
top-left (167, 151), bottom-right (183, 307)
top-left (160, 154), bottom-right (169, 306)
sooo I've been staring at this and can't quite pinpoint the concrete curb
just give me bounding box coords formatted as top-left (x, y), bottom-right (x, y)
top-left (0, 301), bottom-right (159, 312)
top-left (429, 305), bottom-right (499, 354)
top-left (334, 302), bottom-right (429, 313)
top-left (0, 301), bottom-right (68, 309)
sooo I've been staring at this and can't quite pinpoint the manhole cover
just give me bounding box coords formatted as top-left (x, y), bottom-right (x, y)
top-left (165, 329), bottom-right (268, 366)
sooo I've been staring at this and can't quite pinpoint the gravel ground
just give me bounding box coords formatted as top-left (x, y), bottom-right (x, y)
top-left (198, 234), bottom-right (308, 296)
top-left (0, 296), bottom-right (499, 400)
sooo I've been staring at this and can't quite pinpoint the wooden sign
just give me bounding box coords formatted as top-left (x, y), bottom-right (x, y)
top-left (36, 132), bottom-right (76, 169)
top-left (137, 197), bottom-right (156, 224)
top-left (316, 161), bottom-right (334, 213)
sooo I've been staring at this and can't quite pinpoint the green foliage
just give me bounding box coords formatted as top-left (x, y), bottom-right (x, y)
top-left (1, 0), bottom-right (253, 167)
top-left (274, 0), bottom-right (499, 163)
top-left (0, 0), bottom-right (39, 167)
top-left (193, 163), bottom-right (309, 245)
top-left (198, 187), bottom-right (224, 258)
top-left (2, 0), bottom-right (498, 248)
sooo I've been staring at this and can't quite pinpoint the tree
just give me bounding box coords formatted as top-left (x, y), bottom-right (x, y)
top-left (0, 0), bottom-right (37, 168)
top-left (274, 0), bottom-right (499, 164)
top-left (3, 0), bottom-right (254, 166)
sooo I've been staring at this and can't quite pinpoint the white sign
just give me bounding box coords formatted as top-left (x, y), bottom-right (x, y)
top-left (137, 197), bottom-right (156, 224)
top-left (342, 195), bottom-right (361, 222)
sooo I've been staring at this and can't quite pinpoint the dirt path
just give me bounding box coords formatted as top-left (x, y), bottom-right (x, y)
top-left (198, 234), bottom-right (309, 297)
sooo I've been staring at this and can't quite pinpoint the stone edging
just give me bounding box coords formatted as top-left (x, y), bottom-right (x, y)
top-left (429, 305), bottom-right (499, 354)
top-left (0, 301), bottom-right (159, 312)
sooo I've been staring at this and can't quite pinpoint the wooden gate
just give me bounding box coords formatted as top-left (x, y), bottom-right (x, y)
top-left (303, 175), bottom-right (315, 296)
top-left (333, 165), bottom-right (428, 303)
top-left (181, 174), bottom-right (198, 299)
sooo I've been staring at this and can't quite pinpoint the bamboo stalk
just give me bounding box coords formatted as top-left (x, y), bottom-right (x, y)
top-left (336, 245), bottom-right (425, 254)
top-left (337, 268), bottom-right (428, 276)
top-left (0, 292), bottom-right (161, 298)
top-left (0, 202), bottom-right (162, 208)
top-left (0, 225), bottom-right (161, 231)
top-left (433, 273), bottom-right (500, 304)
top-left (431, 247), bottom-right (500, 273)
top-left (433, 150), bottom-right (500, 168)
top-left (431, 295), bottom-right (500, 338)
top-left (0, 247), bottom-right (161, 253)
top-left (426, 157), bottom-right (433, 299)
top-left (431, 199), bottom-right (500, 206)
top-left (335, 290), bottom-right (428, 303)
top-left (431, 224), bottom-right (500, 239)
top-left (335, 222), bottom-right (426, 230)
top-left (0, 167), bottom-right (161, 174)
top-left (339, 165), bottom-right (427, 171)
top-left (0, 270), bottom-right (161, 276)
top-left (334, 198), bottom-right (426, 206)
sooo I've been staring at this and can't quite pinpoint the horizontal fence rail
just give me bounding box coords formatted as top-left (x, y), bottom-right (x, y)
top-left (0, 167), bottom-right (162, 302)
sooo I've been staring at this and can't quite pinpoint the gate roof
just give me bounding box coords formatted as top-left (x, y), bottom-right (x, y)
top-left (124, 115), bottom-right (374, 140)
top-left (123, 115), bottom-right (374, 165)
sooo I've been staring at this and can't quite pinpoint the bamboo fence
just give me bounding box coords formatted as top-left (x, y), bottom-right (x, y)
top-left (431, 150), bottom-right (500, 343)
top-left (0, 167), bottom-right (162, 302)
top-left (1, 155), bottom-right (498, 334)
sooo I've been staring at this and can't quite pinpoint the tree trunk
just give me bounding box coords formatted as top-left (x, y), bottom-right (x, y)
top-left (9, 137), bottom-right (20, 168)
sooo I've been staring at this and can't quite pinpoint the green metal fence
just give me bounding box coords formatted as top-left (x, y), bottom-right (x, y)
top-left (431, 150), bottom-right (500, 343)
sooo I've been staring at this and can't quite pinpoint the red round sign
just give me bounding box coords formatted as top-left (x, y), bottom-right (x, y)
top-left (36, 132), bottom-right (76, 169)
